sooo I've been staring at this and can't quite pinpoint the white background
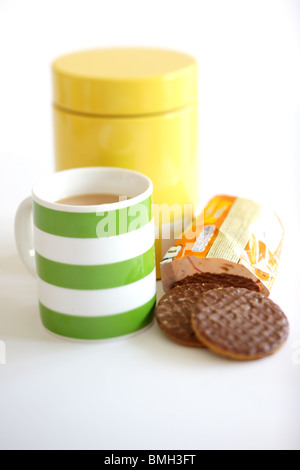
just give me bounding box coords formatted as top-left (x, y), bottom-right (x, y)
top-left (0, 0), bottom-right (300, 450)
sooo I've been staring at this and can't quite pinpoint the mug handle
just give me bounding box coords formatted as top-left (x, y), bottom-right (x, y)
top-left (15, 197), bottom-right (36, 277)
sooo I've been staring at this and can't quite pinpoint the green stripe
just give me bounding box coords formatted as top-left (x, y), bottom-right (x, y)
top-left (33, 196), bottom-right (152, 238)
top-left (39, 296), bottom-right (156, 340)
top-left (35, 246), bottom-right (155, 290)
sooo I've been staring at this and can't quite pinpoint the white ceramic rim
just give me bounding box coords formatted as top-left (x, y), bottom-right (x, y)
top-left (32, 167), bottom-right (153, 213)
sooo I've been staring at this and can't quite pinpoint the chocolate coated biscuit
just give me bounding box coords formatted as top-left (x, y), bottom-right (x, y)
top-left (191, 287), bottom-right (289, 361)
top-left (156, 274), bottom-right (258, 347)
top-left (156, 284), bottom-right (208, 347)
top-left (174, 273), bottom-right (259, 292)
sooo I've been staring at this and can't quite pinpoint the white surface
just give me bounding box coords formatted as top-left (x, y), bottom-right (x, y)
top-left (0, 0), bottom-right (300, 450)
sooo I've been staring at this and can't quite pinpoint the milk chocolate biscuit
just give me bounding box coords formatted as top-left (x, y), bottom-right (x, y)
top-left (156, 284), bottom-right (208, 347)
top-left (174, 273), bottom-right (259, 292)
top-left (156, 274), bottom-right (259, 348)
top-left (191, 287), bottom-right (289, 361)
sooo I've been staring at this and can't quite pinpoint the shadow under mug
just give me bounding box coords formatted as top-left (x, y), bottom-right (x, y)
top-left (15, 167), bottom-right (156, 340)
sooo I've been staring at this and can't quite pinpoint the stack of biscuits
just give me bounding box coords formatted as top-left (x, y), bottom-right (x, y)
top-left (155, 273), bottom-right (289, 361)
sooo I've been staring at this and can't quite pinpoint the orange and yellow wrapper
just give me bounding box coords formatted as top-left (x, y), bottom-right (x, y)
top-left (161, 195), bottom-right (284, 296)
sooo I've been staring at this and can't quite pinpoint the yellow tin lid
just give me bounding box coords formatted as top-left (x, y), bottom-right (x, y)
top-left (52, 48), bottom-right (197, 116)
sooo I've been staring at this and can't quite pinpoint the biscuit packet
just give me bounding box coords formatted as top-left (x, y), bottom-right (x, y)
top-left (161, 195), bottom-right (284, 296)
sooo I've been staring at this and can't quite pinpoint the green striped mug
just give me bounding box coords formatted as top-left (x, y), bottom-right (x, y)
top-left (15, 167), bottom-right (156, 340)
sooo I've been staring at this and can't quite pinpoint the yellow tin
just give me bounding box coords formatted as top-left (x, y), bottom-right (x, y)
top-left (52, 48), bottom-right (199, 277)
